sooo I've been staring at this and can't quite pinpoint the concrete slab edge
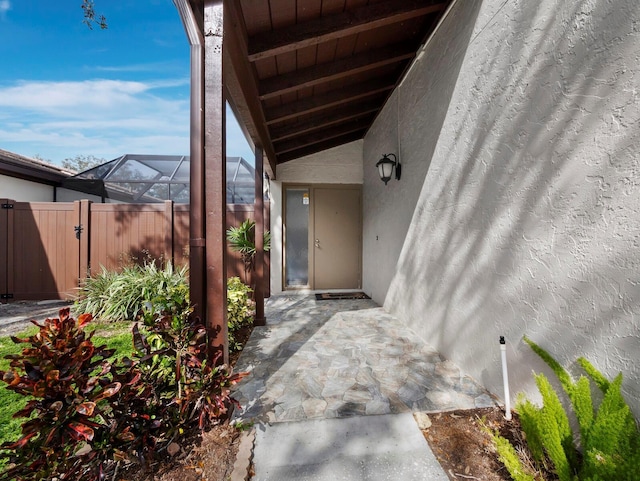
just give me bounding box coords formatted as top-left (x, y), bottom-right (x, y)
top-left (229, 428), bottom-right (255, 481)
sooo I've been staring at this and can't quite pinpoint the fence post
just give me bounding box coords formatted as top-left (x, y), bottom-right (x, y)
top-left (2, 199), bottom-right (16, 300)
top-left (0, 199), bottom-right (10, 303)
top-left (164, 200), bottom-right (174, 265)
top-left (79, 200), bottom-right (92, 282)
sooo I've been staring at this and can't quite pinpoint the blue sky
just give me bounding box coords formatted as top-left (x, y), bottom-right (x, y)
top-left (0, 0), bottom-right (254, 166)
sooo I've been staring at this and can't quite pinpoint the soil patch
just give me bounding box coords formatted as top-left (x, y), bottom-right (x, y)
top-left (423, 406), bottom-right (556, 481)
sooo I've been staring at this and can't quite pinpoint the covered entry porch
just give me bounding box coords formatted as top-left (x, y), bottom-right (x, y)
top-left (232, 292), bottom-right (495, 423)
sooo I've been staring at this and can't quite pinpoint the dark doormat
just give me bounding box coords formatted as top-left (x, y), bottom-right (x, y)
top-left (315, 292), bottom-right (370, 301)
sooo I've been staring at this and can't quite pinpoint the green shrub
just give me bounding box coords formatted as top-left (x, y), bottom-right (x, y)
top-left (490, 337), bottom-right (640, 481)
top-left (75, 261), bottom-right (189, 321)
top-left (226, 219), bottom-right (271, 278)
top-left (227, 277), bottom-right (255, 352)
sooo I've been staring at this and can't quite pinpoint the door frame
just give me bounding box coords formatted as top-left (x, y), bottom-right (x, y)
top-left (282, 184), bottom-right (362, 290)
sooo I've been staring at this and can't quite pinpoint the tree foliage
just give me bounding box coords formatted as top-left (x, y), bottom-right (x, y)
top-left (81, 0), bottom-right (107, 30)
top-left (61, 154), bottom-right (105, 173)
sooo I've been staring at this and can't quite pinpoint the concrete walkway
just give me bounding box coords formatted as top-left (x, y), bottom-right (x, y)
top-left (232, 293), bottom-right (496, 480)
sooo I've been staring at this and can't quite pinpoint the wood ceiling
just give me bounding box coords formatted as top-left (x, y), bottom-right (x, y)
top-left (199, 0), bottom-right (452, 174)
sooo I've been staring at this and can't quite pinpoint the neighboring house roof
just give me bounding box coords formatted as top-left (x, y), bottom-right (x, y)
top-left (0, 148), bottom-right (73, 185)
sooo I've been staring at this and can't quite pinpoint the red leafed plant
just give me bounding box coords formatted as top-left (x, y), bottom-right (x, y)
top-left (135, 305), bottom-right (248, 434)
top-left (0, 305), bottom-right (247, 481)
top-left (0, 308), bottom-right (123, 480)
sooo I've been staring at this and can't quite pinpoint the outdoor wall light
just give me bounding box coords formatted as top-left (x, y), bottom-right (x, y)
top-left (376, 153), bottom-right (401, 185)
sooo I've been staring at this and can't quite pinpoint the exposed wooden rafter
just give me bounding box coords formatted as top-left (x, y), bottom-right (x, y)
top-left (276, 131), bottom-right (365, 163)
top-left (264, 77), bottom-right (395, 125)
top-left (247, 0), bottom-right (446, 62)
top-left (274, 116), bottom-right (374, 155)
top-left (270, 98), bottom-right (383, 142)
top-left (259, 43), bottom-right (415, 100)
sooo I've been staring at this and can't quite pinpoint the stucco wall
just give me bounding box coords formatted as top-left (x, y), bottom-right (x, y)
top-left (270, 141), bottom-right (363, 294)
top-left (0, 174), bottom-right (54, 201)
top-left (363, 0), bottom-right (640, 415)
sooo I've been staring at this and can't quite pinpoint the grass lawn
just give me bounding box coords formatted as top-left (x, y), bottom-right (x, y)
top-left (0, 320), bottom-right (135, 467)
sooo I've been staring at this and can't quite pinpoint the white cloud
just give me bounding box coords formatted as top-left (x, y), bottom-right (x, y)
top-left (0, 79), bottom-right (190, 162)
top-left (0, 0), bottom-right (10, 17)
top-left (0, 78), bottom-right (254, 164)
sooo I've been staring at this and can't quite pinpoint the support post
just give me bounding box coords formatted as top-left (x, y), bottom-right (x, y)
top-left (204, 0), bottom-right (228, 364)
top-left (254, 147), bottom-right (265, 325)
top-left (174, 0), bottom-right (207, 328)
top-left (0, 199), bottom-right (9, 303)
top-left (78, 200), bottom-right (91, 281)
top-left (163, 200), bottom-right (175, 265)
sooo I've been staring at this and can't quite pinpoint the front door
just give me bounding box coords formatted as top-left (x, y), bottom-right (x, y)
top-left (313, 187), bottom-right (361, 289)
top-left (284, 185), bottom-right (361, 290)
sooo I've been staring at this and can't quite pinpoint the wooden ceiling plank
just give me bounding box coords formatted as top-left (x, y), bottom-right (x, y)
top-left (259, 42), bottom-right (414, 99)
top-left (248, 0), bottom-right (445, 61)
top-left (265, 76), bottom-right (394, 124)
top-left (270, 98), bottom-right (382, 141)
top-left (274, 116), bottom-right (373, 154)
top-left (276, 131), bottom-right (364, 163)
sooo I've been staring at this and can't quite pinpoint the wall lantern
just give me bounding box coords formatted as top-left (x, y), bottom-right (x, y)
top-left (376, 153), bottom-right (401, 185)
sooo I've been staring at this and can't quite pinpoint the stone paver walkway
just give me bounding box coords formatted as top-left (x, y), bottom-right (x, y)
top-left (232, 293), bottom-right (495, 423)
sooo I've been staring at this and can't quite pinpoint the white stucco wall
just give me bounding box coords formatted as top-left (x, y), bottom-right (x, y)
top-left (363, 0), bottom-right (640, 416)
top-left (0, 174), bottom-right (54, 201)
top-left (56, 188), bottom-right (109, 204)
top-left (270, 141), bottom-right (363, 294)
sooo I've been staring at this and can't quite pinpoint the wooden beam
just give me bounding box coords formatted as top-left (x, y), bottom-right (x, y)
top-left (276, 131), bottom-right (365, 163)
top-left (204, 0), bottom-right (228, 364)
top-left (248, 0), bottom-right (446, 61)
top-left (274, 117), bottom-right (373, 155)
top-left (175, 0), bottom-right (207, 328)
top-left (253, 146), bottom-right (265, 326)
top-left (270, 98), bottom-right (382, 142)
top-left (264, 77), bottom-right (394, 125)
top-left (223, 0), bottom-right (278, 177)
top-left (259, 43), bottom-right (415, 100)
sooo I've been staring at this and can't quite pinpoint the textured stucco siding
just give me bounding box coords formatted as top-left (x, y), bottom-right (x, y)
top-left (275, 140), bottom-right (363, 184)
top-left (0, 174), bottom-right (54, 201)
top-left (270, 141), bottom-right (363, 294)
top-left (363, 0), bottom-right (640, 415)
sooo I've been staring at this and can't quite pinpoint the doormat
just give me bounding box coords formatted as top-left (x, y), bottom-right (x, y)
top-left (315, 292), bottom-right (370, 301)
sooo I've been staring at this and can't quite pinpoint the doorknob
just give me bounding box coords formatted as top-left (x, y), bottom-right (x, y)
top-left (315, 239), bottom-right (320, 248)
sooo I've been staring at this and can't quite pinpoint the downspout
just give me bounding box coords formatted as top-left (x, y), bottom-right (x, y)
top-left (173, 0), bottom-right (206, 323)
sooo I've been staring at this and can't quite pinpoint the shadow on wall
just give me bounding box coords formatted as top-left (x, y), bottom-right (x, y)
top-left (363, 0), bottom-right (484, 304)
top-left (385, 0), bottom-right (640, 412)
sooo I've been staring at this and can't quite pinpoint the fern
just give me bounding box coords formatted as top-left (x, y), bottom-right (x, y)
top-left (573, 375), bottom-right (594, 440)
top-left (517, 397), bottom-right (546, 462)
top-left (534, 373), bottom-right (575, 481)
top-left (510, 339), bottom-right (640, 481)
top-left (523, 336), bottom-right (573, 395)
top-left (577, 357), bottom-right (610, 393)
top-left (493, 432), bottom-right (536, 481)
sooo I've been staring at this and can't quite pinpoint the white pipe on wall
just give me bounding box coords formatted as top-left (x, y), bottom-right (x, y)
top-left (500, 336), bottom-right (512, 420)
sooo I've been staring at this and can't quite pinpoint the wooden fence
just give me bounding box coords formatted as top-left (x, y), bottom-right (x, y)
top-left (0, 199), bottom-right (269, 302)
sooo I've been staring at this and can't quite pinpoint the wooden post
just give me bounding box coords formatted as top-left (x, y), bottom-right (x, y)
top-left (163, 200), bottom-right (174, 265)
top-left (175, 0), bottom-right (207, 330)
top-left (78, 200), bottom-right (91, 282)
top-left (5, 199), bottom-right (14, 303)
top-left (204, 0), bottom-right (228, 364)
top-left (254, 147), bottom-right (265, 325)
top-left (0, 199), bottom-right (9, 303)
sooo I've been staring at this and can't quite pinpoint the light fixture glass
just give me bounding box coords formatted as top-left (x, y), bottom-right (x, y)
top-left (376, 153), bottom-right (400, 185)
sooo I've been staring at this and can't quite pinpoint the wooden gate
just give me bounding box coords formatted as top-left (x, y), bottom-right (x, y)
top-left (0, 199), bottom-right (269, 302)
